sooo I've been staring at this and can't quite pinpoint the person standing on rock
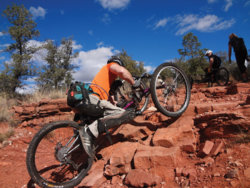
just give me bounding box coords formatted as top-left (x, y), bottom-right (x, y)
top-left (228, 33), bottom-right (249, 82)
top-left (75, 56), bottom-right (140, 157)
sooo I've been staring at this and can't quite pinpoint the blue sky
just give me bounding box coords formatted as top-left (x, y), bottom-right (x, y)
top-left (0, 0), bottom-right (250, 92)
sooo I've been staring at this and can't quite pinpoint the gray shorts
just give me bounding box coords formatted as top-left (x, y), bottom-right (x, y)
top-left (88, 95), bottom-right (125, 137)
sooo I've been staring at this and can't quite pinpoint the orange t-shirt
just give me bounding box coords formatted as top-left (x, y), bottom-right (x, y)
top-left (91, 63), bottom-right (118, 100)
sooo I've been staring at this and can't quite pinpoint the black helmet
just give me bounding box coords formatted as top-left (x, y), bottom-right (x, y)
top-left (107, 56), bottom-right (124, 67)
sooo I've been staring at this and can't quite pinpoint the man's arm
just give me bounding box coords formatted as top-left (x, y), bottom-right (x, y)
top-left (109, 63), bottom-right (135, 85)
top-left (208, 57), bottom-right (214, 72)
top-left (228, 43), bottom-right (232, 63)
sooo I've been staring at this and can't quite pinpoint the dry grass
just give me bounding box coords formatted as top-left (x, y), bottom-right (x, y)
top-left (0, 128), bottom-right (14, 143)
top-left (25, 89), bottom-right (67, 103)
top-left (0, 94), bottom-right (17, 123)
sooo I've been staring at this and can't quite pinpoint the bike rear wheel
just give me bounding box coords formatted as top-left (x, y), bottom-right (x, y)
top-left (216, 67), bottom-right (229, 86)
top-left (26, 121), bottom-right (93, 188)
top-left (150, 63), bottom-right (191, 117)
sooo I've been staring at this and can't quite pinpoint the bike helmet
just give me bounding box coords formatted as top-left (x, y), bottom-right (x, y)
top-left (205, 50), bottom-right (213, 56)
top-left (107, 56), bottom-right (125, 67)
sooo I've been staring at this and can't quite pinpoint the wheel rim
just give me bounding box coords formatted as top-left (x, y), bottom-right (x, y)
top-left (33, 126), bottom-right (91, 185)
top-left (153, 65), bottom-right (189, 115)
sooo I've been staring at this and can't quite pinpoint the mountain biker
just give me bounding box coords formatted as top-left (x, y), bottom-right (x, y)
top-left (228, 33), bottom-right (249, 82)
top-left (77, 56), bottom-right (140, 157)
top-left (204, 50), bottom-right (221, 82)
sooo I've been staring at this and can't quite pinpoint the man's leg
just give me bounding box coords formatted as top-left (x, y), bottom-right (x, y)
top-left (236, 55), bottom-right (248, 82)
top-left (80, 95), bottom-right (135, 157)
top-left (88, 98), bottom-right (135, 138)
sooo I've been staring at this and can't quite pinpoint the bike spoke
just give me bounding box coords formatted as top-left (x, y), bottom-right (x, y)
top-left (151, 63), bottom-right (190, 117)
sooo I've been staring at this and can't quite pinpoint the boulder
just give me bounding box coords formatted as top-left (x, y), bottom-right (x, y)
top-left (125, 169), bottom-right (162, 188)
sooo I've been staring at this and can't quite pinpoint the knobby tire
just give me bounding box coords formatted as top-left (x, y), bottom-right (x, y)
top-left (150, 63), bottom-right (191, 117)
top-left (26, 121), bottom-right (93, 188)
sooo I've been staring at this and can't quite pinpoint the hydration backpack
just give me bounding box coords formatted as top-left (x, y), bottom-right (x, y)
top-left (67, 81), bottom-right (93, 108)
top-left (67, 81), bottom-right (104, 117)
top-left (211, 55), bottom-right (221, 68)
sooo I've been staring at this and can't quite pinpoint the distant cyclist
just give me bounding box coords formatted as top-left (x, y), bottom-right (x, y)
top-left (228, 33), bottom-right (249, 82)
top-left (204, 50), bottom-right (222, 82)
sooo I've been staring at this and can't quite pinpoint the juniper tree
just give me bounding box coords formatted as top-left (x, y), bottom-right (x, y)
top-left (1, 4), bottom-right (39, 94)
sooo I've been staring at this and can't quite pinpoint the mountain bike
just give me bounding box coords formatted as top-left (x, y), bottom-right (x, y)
top-left (193, 67), bottom-right (229, 87)
top-left (26, 62), bottom-right (191, 188)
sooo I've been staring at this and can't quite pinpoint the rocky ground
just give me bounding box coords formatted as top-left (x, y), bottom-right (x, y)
top-left (0, 82), bottom-right (249, 188)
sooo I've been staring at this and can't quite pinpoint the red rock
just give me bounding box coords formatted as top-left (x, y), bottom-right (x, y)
top-left (99, 142), bottom-right (138, 176)
top-left (226, 84), bottom-right (238, 95)
top-left (116, 124), bottom-right (152, 141)
top-left (12, 106), bottom-right (23, 114)
top-left (79, 160), bottom-right (106, 187)
top-left (199, 140), bottom-right (214, 156)
top-left (195, 104), bottom-right (212, 114)
top-left (175, 167), bottom-right (182, 177)
top-left (125, 169), bottom-right (162, 187)
top-left (212, 102), bottom-right (238, 112)
top-left (153, 116), bottom-right (196, 153)
top-left (22, 106), bottom-right (36, 115)
top-left (104, 164), bottom-right (127, 176)
top-left (183, 104), bottom-right (196, 116)
top-left (246, 95), bottom-right (250, 104)
top-left (134, 145), bottom-right (181, 170)
top-left (210, 140), bottom-right (224, 156)
top-left (37, 105), bottom-right (59, 114)
top-left (244, 168), bottom-right (250, 180)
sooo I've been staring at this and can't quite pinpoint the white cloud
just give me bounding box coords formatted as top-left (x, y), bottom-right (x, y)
top-left (97, 41), bottom-right (104, 47)
top-left (154, 18), bottom-right (168, 30)
top-left (88, 30), bottom-right (94, 36)
top-left (0, 43), bottom-right (9, 48)
top-left (27, 40), bottom-right (45, 48)
top-left (97, 0), bottom-right (130, 10)
top-left (0, 43), bottom-right (10, 53)
top-left (25, 40), bottom-right (111, 83)
top-left (102, 13), bottom-right (111, 24)
top-left (144, 65), bottom-right (155, 73)
top-left (207, 0), bottom-right (217, 3)
top-left (73, 46), bottom-right (115, 82)
top-left (244, 0), bottom-right (250, 7)
top-left (224, 0), bottom-right (233, 12)
top-left (0, 32), bottom-right (4, 37)
top-left (16, 77), bottom-right (38, 94)
top-left (175, 14), bottom-right (235, 35)
top-left (26, 40), bottom-right (47, 65)
top-left (72, 41), bottom-right (83, 50)
top-left (29, 6), bottom-right (47, 19)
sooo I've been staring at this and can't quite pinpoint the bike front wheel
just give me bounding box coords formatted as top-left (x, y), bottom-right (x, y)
top-left (26, 121), bottom-right (93, 188)
top-left (150, 63), bottom-right (191, 117)
top-left (216, 67), bottom-right (229, 86)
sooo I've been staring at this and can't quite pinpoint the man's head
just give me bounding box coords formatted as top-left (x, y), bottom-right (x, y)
top-left (229, 33), bottom-right (237, 40)
top-left (107, 56), bottom-right (125, 67)
top-left (205, 50), bottom-right (213, 57)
